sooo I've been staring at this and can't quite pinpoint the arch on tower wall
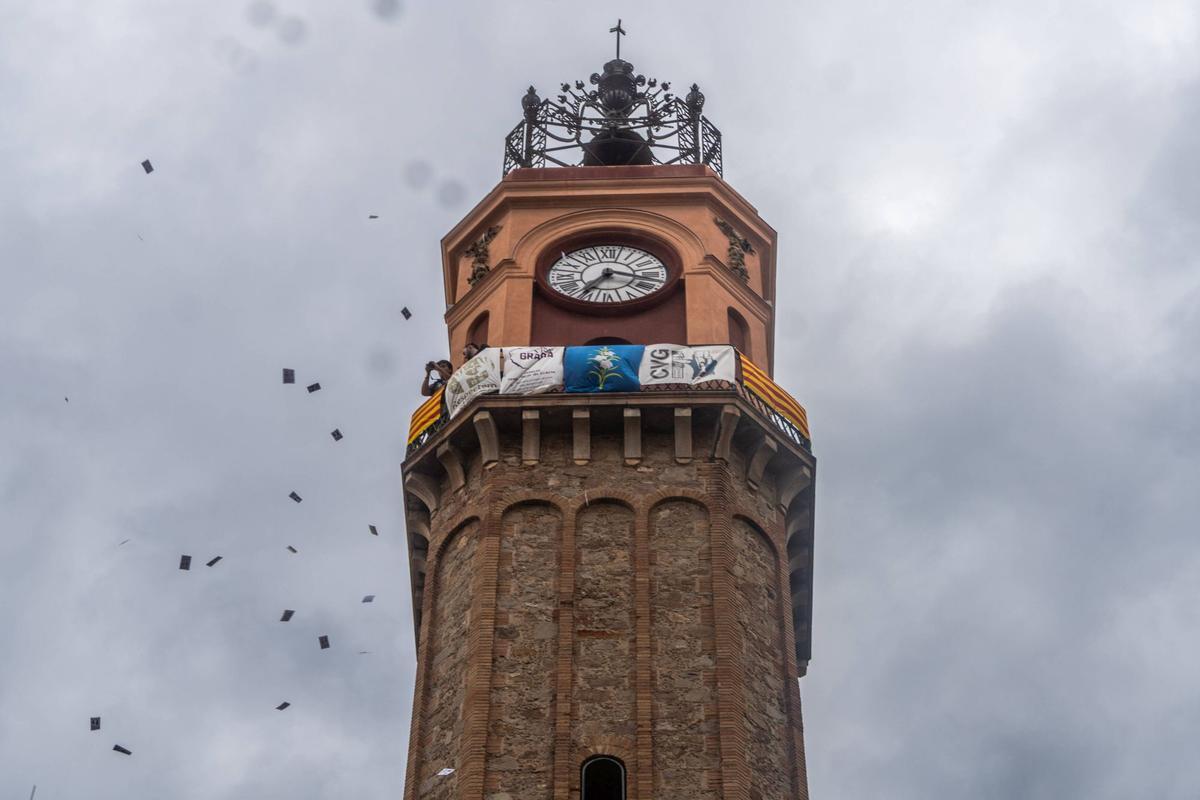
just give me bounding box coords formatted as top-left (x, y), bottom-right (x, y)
top-left (511, 207), bottom-right (709, 273)
top-left (413, 516), bottom-right (481, 800)
top-left (485, 500), bottom-right (564, 798)
top-left (732, 512), bottom-right (783, 562)
top-left (729, 514), bottom-right (798, 800)
top-left (647, 496), bottom-right (720, 799)
top-left (571, 498), bottom-right (638, 786)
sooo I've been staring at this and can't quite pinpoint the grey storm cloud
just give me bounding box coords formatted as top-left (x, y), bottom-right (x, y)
top-left (1, 1), bottom-right (1198, 799)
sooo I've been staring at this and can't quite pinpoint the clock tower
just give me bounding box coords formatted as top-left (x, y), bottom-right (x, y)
top-left (402, 42), bottom-right (816, 800)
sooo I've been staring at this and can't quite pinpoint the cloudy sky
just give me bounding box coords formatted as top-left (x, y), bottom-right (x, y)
top-left (2, 0), bottom-right (1198, 797)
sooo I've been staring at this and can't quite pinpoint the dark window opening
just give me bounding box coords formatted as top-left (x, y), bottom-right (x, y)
top-left (581, 756), bottom-right (626, 800)
top-left (728, 307), bottom-right (750, 354)
top-left (467, 311), bottom-right (490, 348)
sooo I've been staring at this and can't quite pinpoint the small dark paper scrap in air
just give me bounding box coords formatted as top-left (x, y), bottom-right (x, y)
top-left (318, 635), bottom-right (330, 649)
top-left (362, 595), bottom-right (375, 603)
top-left (401, 307), bottom-right (412, 320)
top-left (206, 556), bottom-right (222, 567)
top-left (289, 491), bottom-right (302, 503)
top-left (280, 609), bottom-right (294, 622)
top-left (368, 214), bottom-right (379, 219)
top-left (287, 545), bottom-right (298, 553)
top-left (141, 159), bottom-right (153, 174)
top-left (306, 382), bottom-right (321, 393)
top-left (90, 717), bottom-right (101, 731)
top-left (179, 555), bottom-right (192, 570)
top-left (331, 428), bottom-right (343, 441)
top-left (369, 524), bottom-right (378, 536)
top-left (276, 701), bottom-right (290, 711)
top-left (282, 368), bottom-right (295, 384)
top-left (113, 744), bottom-right (132, 755)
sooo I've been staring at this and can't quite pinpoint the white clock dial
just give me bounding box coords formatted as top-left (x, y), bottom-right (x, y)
top-left (547, 245), bottom-right (668, 304)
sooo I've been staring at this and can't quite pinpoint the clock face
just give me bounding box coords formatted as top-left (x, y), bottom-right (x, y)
top-left (547, 245), bottom-right (669, 304)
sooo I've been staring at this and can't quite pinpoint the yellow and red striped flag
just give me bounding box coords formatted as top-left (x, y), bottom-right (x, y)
top-left (738, 354), bottom-right (811, 441)
top-left (407, 388), bottom-right (445, 444)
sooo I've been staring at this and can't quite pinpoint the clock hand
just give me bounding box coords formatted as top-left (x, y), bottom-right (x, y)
top-left (581, 268), bottom-right (614, 294)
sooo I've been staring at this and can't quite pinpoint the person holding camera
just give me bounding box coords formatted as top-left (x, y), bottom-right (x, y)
top-left (421, 359), bottom-right (454, 396)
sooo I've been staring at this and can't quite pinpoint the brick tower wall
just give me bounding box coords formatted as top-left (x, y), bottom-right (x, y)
top-left (403, 399), bottom-right (813, 800)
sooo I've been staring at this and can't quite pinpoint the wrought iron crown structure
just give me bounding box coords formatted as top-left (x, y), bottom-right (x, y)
top-left (502, 55), bottom-right (723, 177)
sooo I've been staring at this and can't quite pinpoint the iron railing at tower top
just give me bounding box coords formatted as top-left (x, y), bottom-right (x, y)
top-left (502, 57), bottom-right (723, 177)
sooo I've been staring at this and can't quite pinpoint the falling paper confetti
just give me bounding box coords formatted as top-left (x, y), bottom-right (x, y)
top-left (276, 701), bottom-right (291, 710)
top-left (306, 382), bottom-right (321, 393)
top-left (318, 635), bottom-right (330, 649)
top-left (289, 491), bottom-right (302, 503)
top-left (401, 307), bottom-right (412, 320)
top-left (437, 767), bottom-right (455, 777)
top-left (206, 556), bottom-right (222, 567)
top-left (286, 545), bottom-right (298, 553)
top-left (179, 555), bottom-right (192, 570)
top-left (362, 595), bottom-right (375, 603)
top-left (280, 609), bottom-right (294, 622)
top-left (368, 524), bottom-right (378, 536)
top-left (141, 159), bottom-right (153, 174)
top-left (90, 717), bottom-right (101, 731)
top-left (113, 744), bottom-right (132, 755)
top-left (282, 368), bottom-right (295, 384)
top-left (331, 429), bottom-right (343, 441)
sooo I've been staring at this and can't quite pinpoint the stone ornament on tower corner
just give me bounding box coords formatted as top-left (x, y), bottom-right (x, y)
top-left (465, 225), bottom-right (502, 286)
top-left (714, 217), bottom-right (754, 281)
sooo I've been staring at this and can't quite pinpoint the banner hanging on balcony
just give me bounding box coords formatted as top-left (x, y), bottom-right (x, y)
top-left (639, 344), bottom-right (738, 389)
top-left (444, 348), bottom-right (501, 418)
top-left (564, 344), bottom-right (645, 393)
top-left (500, 346), bottom-right (564, 395)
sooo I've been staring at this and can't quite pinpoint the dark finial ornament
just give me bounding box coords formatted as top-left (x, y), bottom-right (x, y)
top-left (502, 25), bottom-right (722, 176)
top-left (714, 217), bottom-right (754, 281)
top-left (609, 19), bottom-right (627, 59)
top-left (522, 86), bottom-right (541, 122)
top-left (465, 225), bottom-right (502, 286)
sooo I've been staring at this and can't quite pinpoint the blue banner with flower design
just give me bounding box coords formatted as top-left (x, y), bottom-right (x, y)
top-left (563, 345), bottom-right (645, 393)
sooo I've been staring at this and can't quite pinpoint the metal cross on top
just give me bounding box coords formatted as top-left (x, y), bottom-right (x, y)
top-left (609, 19), bottom-right (627, 59)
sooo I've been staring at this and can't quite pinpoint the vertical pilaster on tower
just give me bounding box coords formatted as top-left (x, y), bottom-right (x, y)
top-left (572, 408), bottom-right (591, 464)
top-left (674, 407), bottom-right (694, 463)
top-left (623, 408), bottom-right (642, 464)
top-left (522, 409), bottom-right (541, 464)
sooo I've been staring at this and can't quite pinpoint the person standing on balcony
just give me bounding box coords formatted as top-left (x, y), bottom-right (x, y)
top-left (421, 360), bottom-right (453, 396)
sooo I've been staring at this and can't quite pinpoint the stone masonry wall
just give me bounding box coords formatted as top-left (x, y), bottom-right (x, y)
top-left (417, 519), bottom-right (479, 799)
top-left (731, 516), bottom-right (793, 800)
top-left (572, 501), bottom-right (636, 754)
top-left (650, 499), bottom-right (720, 800)
top-left (486, 503), bottom-right (561, 800)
